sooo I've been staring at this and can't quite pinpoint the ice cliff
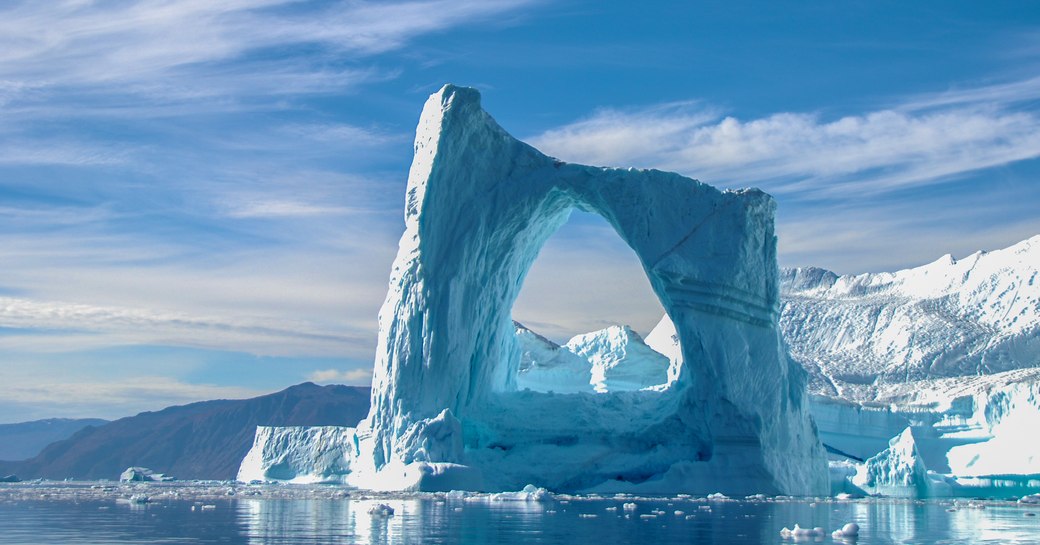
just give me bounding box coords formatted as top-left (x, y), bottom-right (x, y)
top-left (237, 426), bottom-right (356, 484)
top-left (343, 84), bottom-right (827, 495)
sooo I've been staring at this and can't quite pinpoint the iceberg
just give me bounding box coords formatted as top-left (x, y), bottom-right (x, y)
top-left (346, 84), bottom-right (827, 495)
top-left (119, 467), bottom-right (174, 482)
top-left (514, 323), bottom-right (672, 394)
top-left (813, 368), bottom-right (1040, 497)
top-left (514, 322), bottom-right (595, 394)
top-left (854, 427), bottom-right (933, 497)
top-left (568, 325), bottom-right (672, 393)
top-left (237, 426), bottom-right (355, 484)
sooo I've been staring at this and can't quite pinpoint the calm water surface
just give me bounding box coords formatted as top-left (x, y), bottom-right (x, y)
top-left (1, 485), bottom-right (1038, 544)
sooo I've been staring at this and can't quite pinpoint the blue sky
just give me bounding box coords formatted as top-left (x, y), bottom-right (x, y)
top-left (2, 0), bottom-right (1039, 422)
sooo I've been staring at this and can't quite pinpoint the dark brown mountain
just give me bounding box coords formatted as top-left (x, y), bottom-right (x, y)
top-left (0, 418), bottom-right (109, 461)
top-left (0, 383), bottom-right (370, 481)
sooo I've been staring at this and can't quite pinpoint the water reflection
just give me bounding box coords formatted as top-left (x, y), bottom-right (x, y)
top-left (237, 498), bottom-right (408, 544)
top-left (2, 489), bottom-right (1038, 545)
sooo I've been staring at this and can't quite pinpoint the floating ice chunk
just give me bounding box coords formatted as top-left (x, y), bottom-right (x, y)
top-left (780, 524), bottom-right (825, 539)
top-left (706, 492), bottom-right (729, 501)
top-left (368, 504), bottom-right (395, 516)
top-left (120, 467), bottom-right (174, 482)
top-left (622, 502), bottom-right (637, 511)
top-left (489, 484), bottom-right (552, 502)
top-left (1019, 494), bottom-right (1040, 504)
top-left (831, 523), bottom-right (860, 538)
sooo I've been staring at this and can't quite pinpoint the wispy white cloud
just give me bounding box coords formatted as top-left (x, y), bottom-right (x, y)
top-left (307, 367), bottom-right (373, 386)
top-left (0, 294), bottom-right (364, 358)
top-left (898, 75), bottom-right (1040, 111)
top-left (0, 140), bottom-right (134, 166)
top-left (0, 0), bottom-right (537, 104)
top-left (776, 187), bottom-right (1040, 274)
top-left (0, 375), bottom-right (263, 421)
top-left (530, 77), bottom-right (1040, 198)
top-left (223, 199), bottom-right (359, 219)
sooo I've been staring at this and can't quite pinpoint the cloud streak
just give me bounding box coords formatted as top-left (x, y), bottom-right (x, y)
top-left (307, 368), bottom-right (373, 386)
top-left (0, 295), bottom-right (365, 358)
top-left (0, 375), bottom-right (263, 421)
top-left (0, 0), bottom-right (535, 103)
top-left (530, 77), bottom-right (1040, 198)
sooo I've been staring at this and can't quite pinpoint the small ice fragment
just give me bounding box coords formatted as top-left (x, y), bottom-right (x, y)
top-left (622, 502), bottom-right (637, 511)
top-left (368, 504), bottom-right (394, 516)
top-left (831, 522), bottom-right (860, 538)
top-left (780, 524), bottom-right (825, 539)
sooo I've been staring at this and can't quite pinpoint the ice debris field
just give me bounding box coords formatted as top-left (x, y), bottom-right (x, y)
top-left (3, 481), bottom-right (1040, 545)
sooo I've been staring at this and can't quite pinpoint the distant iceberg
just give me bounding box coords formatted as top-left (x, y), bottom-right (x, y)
top-left (515, 322), bottom-right (672, 394)
top-left (237, 426), bottom-right (355, 484)
top-left (120, 467), bottom-right (174, 482)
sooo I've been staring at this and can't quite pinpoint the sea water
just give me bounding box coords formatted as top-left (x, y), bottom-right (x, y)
top-left (1, 483), bottom-right (1038, 544)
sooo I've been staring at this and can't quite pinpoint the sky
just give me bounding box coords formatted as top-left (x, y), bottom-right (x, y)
top-left (2, 0), bottom-right (1039, 422)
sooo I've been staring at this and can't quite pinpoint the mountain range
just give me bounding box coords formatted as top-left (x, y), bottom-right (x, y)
top-left (0, 418), bottom-right (108, 461)
top-left (0, 383), bottom-right (370, 481)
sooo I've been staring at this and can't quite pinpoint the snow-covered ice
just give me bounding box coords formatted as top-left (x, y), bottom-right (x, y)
top-left (652, 234), bottom-right (1040, 498)
top-left (779, 235), bottom-right (1040, 398)
top-left (346, 84), bottom-right (827, 495)
top-left (515, 323), bottom-right (672, 394)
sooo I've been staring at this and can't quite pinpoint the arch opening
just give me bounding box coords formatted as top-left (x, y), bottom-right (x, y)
top-left (508, 209), bottom-right (681, 395)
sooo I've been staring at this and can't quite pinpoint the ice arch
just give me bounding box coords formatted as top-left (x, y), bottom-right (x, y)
top-left (349, 85), bottom-right (827, 495)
